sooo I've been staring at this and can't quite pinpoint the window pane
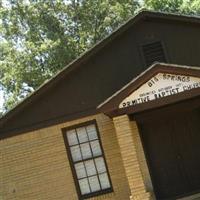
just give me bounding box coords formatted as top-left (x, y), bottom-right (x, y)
top-left (79, 178), bottom-right (90, 195)
top-left (85, 160), bottom-right (96, 176)
top-left (70, 145), bottom-right (82, 162)
top-left (80, 143), bottom-right (92, 159)
top-left (65, 123), bottom-right (112, 198)
top-left (88, 176), bottom-right (101, 192)
top-left (99, 173), bottom-right (110, 189)
top-left (95, 157), bottom-right (106, 173)
top-left (77, 127), bottom-right (88, 143)
top-left (75, 162), bottom-right (86, 179)
top-left (67, 129), bottom-right (78, 146)
top-left (90, 140), bottom-right (102, 156)
top-left (86, 124), bottom-right (98, 140)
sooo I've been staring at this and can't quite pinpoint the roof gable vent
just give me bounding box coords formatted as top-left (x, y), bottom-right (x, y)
top-left (142, 41), bottom-right (167, 66)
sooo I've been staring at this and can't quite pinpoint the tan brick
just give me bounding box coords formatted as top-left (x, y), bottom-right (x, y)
top-left (113, 115), bottom-right (152, 200)
top-left (0, 114), bottom-right (130, 200)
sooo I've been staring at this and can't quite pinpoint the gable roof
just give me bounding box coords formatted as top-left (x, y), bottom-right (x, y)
top-left (98, 62), bottom-right (200, 117)
top-left (1, 10), bottom-right (200, 138)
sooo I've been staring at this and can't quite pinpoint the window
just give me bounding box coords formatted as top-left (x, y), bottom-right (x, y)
top-left (62, 120), bottom-right (113, 199)
top-left (142, 41), bottom-right (167, 67)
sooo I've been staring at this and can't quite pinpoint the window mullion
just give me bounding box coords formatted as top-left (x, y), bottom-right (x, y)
top-left (63, 121), bottom-right (113, 199)
top-left (75, 128), bottom-right (92, 193)
top-left (73, 154), bottom-right (103, 164)
top-left (85, 126), bottom-right (102, 190)
top-left (69, 138), bottom-right (97, 147)
top-left (75, 128), bottom-right (84, 161)
top-left (87, 135), bottom-right (102, 190)
top-left (83, 161), bottom-right (92, 193)
top-left (94, 158), bottom-right (102, 189)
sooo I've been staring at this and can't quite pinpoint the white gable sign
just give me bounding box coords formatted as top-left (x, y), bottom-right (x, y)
top-left (119, 73), bottom-right (200, 109)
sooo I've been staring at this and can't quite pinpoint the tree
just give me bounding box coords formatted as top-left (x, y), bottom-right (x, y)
top-left (1, 0), bottom-right (200, 113)
top-left (143, 0), bottom-right (200, 15)
top-left (0, 0), bottom-right (140, 112)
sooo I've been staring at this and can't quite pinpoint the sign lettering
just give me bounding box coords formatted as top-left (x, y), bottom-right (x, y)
top-left (119, 73), bottom-right (200, 108)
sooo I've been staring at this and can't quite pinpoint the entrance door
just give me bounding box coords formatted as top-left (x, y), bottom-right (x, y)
top-left (138, 109), bottom-right (200, 200)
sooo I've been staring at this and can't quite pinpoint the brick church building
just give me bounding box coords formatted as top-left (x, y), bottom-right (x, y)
top-left (1, 11), bottom-right (200, 200)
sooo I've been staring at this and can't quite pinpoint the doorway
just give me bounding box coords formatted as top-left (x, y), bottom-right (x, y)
top-left (137, 108), bottom-right (200, 200)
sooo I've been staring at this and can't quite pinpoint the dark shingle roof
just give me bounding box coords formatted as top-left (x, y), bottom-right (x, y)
top-left (1, 10), bottom-right (200, 135)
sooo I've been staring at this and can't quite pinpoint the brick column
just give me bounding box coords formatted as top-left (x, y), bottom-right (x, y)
top-left (113, 115), bottom-right (151, 200)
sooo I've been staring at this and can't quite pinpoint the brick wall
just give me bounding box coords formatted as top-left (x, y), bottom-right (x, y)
top-left (113, 115), bottom-right (152, 200)
top-left (0, 114), bottom-right (130, 200)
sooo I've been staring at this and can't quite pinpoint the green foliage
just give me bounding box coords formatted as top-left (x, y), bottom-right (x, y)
top-left (143, 0), bottom-right (183, 12)
top-left (143, 0), bottom-right (200, 15)
top-left (181, 0), bottom-right (200, 15)
top-left (1, 0), bottom-right (200, 112)
top-left (0, 0), bottom-right (140, 111)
